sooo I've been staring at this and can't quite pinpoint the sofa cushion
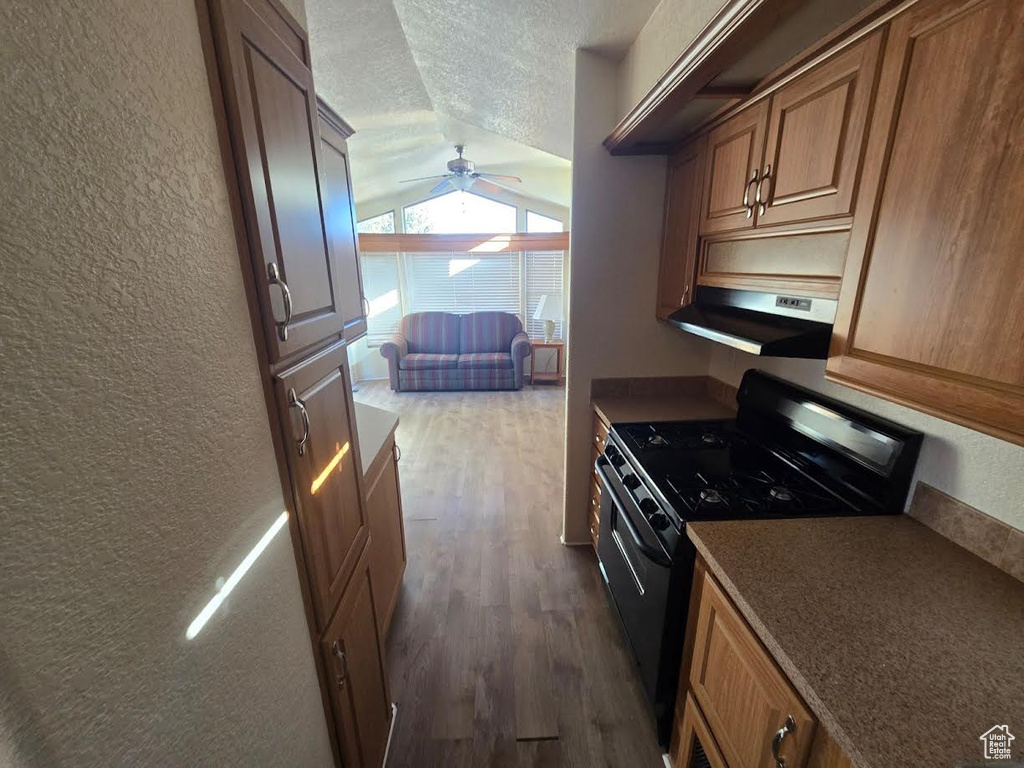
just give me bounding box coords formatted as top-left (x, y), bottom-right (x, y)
top-left (398, 353), bottom-right (459, 370)
top-left (403, 312), bottom-right (461, 354)
top-left (457, 352), bottom-right (514, 370)
top-left (459, 311), bottom-right (523, 354)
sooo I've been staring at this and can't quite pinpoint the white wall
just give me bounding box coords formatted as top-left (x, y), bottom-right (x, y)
top-left (0, 1), bottom-right (334, 765)
top-left (562, 50), bottom-right (712, 543)
top-left (709, 349), bottom-right (1024, 532)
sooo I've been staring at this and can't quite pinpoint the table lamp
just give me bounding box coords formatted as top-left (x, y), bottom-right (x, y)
top-left (532, 294), bottom-right (563, 343)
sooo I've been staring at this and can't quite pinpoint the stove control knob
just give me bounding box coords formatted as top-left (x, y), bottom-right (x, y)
top-left (604, 444), bottom-right (618, 457)
top-left (648, 512), bottom-right (670, 531)
top-left (610, 453), bottom-right (626, 468)
top-left (639, 498), bottom-right (659, 517)
top-left (622, 473), bottom-right (640, 490)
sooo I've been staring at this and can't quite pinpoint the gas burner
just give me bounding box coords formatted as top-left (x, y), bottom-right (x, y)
top-left (701, 433), bottom-right (725, 447)
top-left (768, 486), bottom-right (795, 503)
top-left (699, 488), bottom-right (725, 505)
top-left (648, 434), bottom-right (669, 447)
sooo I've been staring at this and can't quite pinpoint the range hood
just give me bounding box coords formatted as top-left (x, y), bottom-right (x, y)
top-left (667, 287), bottom-right (836, 359)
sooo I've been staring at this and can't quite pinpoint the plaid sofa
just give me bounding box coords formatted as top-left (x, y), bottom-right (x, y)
top-left (379, 312), bottom-right (532, 392)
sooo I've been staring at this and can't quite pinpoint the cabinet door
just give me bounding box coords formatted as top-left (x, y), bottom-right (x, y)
top-left (690, 573), bottom-right (815, 768)
top-left (756, 31), bottom-right (882, 227)
top-left (699, 100), bottom-right (769, 235)
top-left (318, 100), bottom-right (368, 342)
top-left (366, 441), bottom-right (406, 638)
top-left (210, 0), bottom-right (346, 362)
top-left (827, 0), bottom-right (1024, 446)
top-left (275, 340), bottom-right (368, 628)
top-left (322, 548), bottom-right (392, 768)
top-left (670, 692), bottom-right (729, 768)
top-left (657, 136), bottom-right (707, 319)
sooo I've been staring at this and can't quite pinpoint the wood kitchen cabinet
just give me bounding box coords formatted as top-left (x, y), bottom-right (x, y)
top-left (274, 339), bottom-right (368, 630)
top-left (210, 0), bottom-right (347, 364)
top-left (589, 408), bottom-right (609, 549)
top-left (365, 437), bottom-right (407, 638)
top-left (671, 560), bottom-right (853, 768)
top-left (657, 137), bottom-right (707, 319)
top-left (321, 546), bottom-right (393, 768)
top-left (699, 101), bottom-right (769, 236)
top-left (318, 98), bottom-right (369, 342)
top-left (827, 0), bottom-right (1024, 446)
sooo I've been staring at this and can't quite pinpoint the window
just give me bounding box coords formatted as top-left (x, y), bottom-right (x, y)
top-left (526, 210), bottom-right (563, 233)
top-left (403, 191), bottom-right (516, 234)
top-left (356, 211), bottom-right (395, 234)
top-left (361, 253), bottom-right (402, 342)
top-left (403, 253), bottom-right (521, 316)
top-left (525, 251), bottom-right (564, 340)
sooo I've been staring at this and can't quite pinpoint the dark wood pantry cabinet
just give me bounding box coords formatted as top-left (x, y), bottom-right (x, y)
top-left (199, 0), bottom-right (396, 764)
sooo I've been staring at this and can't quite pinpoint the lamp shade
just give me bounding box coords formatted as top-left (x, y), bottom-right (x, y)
top-left (532, 294), bottom-right (563, 323)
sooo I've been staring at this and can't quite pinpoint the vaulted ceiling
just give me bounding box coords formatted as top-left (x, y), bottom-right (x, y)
top-left (306, 0), bottom-right (661, 208)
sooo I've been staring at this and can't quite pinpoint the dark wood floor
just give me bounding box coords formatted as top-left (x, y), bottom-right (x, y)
top-left (353, 381), bottom-right (666, 768)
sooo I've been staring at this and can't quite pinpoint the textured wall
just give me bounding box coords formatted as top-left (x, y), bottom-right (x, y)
top-left (708, 350), bottom-right (1024, 533)
top-left (0, 1), bottom-right (333, 766)
top-left (563, 51), bottom-right (712, 543)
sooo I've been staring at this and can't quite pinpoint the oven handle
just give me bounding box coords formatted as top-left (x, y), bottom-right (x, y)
top-left (596, 460), bottom-right (672, 567)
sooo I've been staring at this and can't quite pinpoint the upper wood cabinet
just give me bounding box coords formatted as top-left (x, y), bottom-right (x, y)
top-left (756, 31), bottom-right (882, 228)
top-left (700, 101), bottom-right (769, 235)
top-left (209, 0), bottom-right (346, 363)
top-left (321, 546), bottom-right (392, 768)
top-left (657, 136), bottom-right (707, 319)
top-left (690, 571), bottom-right (816, 768)
top-left (318, 99), bottom-right (368, 342)
top-left (827, 0), bottom-right (1024, 446)
top-left (274, 340), bottom-right (368, 629)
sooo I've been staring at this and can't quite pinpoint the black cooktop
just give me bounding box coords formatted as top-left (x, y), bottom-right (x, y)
top-left (615, 419), bottom-right (857, 524)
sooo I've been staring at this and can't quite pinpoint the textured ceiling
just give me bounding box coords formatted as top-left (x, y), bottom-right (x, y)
top-left (307, 0), bottom-right (660, 207)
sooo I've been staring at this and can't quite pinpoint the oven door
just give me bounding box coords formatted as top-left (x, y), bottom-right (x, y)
top-left (596, 458), bottom-right (672, 703)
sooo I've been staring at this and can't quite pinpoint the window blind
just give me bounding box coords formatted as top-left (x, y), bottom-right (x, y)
top-left (361, 253), bottom-right (403, 342)
top-left (525, 250), bottom-right (564, 340)
top-left (403, 252), bottom-right (522, 317)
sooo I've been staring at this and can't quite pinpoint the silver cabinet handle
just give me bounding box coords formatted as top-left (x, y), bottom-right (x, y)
top-left (331, 640), bottom-right (348, 688)
top-left (361, 296), bottom-right (370, 317)
top-left (756, 163), bottom-right (772, 216)
top-left (393, 443), bottom-right (402, 463)
top-left (771, 715), bottom-right (796, 768)
top-left (288, 388), bottom-right (310, 456)
top-left (267, 262), bottom-right (293, 342)
top-left (743, 169), bottom-right (759, 218)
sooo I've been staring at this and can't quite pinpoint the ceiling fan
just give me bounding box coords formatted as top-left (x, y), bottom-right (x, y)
top-left (399, 145), bottom-right (522, 195)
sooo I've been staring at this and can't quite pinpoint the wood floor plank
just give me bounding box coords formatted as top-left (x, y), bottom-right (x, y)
top-left (357, 381), bottom-right (666, 768)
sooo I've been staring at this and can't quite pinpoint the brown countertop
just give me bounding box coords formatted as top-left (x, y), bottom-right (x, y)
top-left (687, 516), bottom-right (1024, 768)
top-left (353, 402), bottom-right (399, 477)
top-left (592, 392), bottom-right (734, 426)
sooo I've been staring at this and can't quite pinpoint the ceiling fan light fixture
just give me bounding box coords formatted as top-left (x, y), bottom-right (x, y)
top-left (450, 175), bottom-right (474, 192)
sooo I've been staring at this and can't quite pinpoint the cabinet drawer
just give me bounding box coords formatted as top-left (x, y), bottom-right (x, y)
top-left (589, 478), bottom-right (602, 520)
top-left (690, 572), bottom-right (815, 768)
top-left (670, 692), bottom-right (729, 768)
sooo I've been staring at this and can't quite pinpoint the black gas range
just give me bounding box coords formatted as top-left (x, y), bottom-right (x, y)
top-left (595, 370), bottom-right (922, 746)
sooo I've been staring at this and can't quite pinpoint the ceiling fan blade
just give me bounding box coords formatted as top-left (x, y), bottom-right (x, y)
top-left (474, 173), bottom-right (522, 183)
top-left (428, 178), bottom-right (453, 194)
top-left (399, 174), bottom-right (451, 184)
top-left (472, 178), bottom-right (516, 197)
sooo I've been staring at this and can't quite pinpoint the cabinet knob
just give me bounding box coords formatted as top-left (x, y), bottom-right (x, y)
top-left (771, 715), bottom-right (796, 768)
top-left (288, 388), bottom-right (310, 456)
top-left (267, 262), bottom-right (293, 342)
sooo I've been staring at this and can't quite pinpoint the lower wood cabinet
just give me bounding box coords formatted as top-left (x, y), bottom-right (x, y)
top-left (365, 437), bottom-right (407, 638)
top-left (672, 560), bottom-right (852, 768)
top-left (274, 340), bottom-right (368, 631)
top-left (589, 408), bottom-right (609, 549)
top-left (321, 546), bottom-right (392, 768)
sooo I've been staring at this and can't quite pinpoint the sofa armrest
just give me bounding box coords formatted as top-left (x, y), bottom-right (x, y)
top-left (510, 332), bottom-right (532, 360)
top-left (379, 333), bottom-right (408, 362)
